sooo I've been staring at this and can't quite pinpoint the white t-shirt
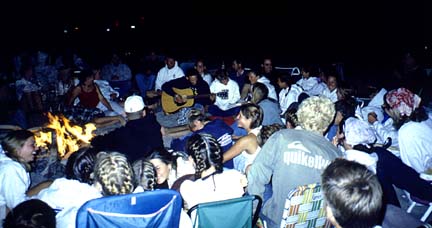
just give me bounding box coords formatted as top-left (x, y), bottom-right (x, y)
top-left (180, 169), bottom-right (245, 209)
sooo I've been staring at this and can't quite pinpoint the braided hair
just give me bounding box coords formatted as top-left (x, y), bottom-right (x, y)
top-left (186, 133), bottom-right (223, 179)
top-left (132, 159), bottom-right (157, 191)
top-left (93, 151), bottom-right (134, 196)
top-left (65, 147), bottom-right (97, 185)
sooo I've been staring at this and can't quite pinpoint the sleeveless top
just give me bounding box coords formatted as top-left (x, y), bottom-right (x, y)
top-left (233, 126), bottom-right (262, 173)
top-left (79, 84), bottom-right (99, 108)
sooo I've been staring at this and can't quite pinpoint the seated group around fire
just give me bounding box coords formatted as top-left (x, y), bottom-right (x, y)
top-left (1, 54), bottom-right (432, 228)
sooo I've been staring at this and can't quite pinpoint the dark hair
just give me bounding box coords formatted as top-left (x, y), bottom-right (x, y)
top-left (65, 147), bottom-right (97, 184)
top-left (186, 133), bottom-right (223, 179)
top-left (78, 69), bottom-right (94, 85)
top-left (147, 148), bottom-right (176, 170)
top-left (297, 92), bottom-right (310, 104)
top-left (185, 68), bottom-right (200, 78)
top-left (322, 159), bottom-right (383, 228)
top-left (3, 199), bottom-right (56, 228)
top-left (239, 103), bottom-right (263, 129)
top-left (277, 74), bottom-right (294, 85)
top-left (132, 159), bottom-right (157, 191)
top-left (334, 97), bottom-right (356, 119)
top-left (251, 82), bottom-right (269, 104)
top-left (257, 124), bottom-right (284, 147)
top-left (214, 69), bottom-right (229, 82)
top-left (284, 102), bottom-right (299, 128)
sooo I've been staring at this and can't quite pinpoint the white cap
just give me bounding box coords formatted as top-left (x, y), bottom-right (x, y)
top-left (124, 95), bottom-right (145, 113)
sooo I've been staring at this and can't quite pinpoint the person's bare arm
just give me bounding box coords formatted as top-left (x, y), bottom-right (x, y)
top-left (223, 134), bottom-right (256, 163)
top-left (95, 85), bottom-right (113, 111)
top-left (26, 180), bottom-right (53, 197)
top-left (240, 83), bottom-right (251, 99)
top-left (66, 86), bottom-right (81, 106)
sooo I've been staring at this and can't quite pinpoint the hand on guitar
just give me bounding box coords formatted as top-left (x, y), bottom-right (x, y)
top-left (174, 94), bottom-right (186, 104)
top-left (210, 93), bottom-right (216, 101)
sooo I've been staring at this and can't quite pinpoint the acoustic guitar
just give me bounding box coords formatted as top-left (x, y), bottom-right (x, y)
top-left (161, 88), bottom-right (228, 113)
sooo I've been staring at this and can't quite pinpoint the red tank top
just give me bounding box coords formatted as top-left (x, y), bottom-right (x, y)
top-left (79, 85), bottom-right (99, 108)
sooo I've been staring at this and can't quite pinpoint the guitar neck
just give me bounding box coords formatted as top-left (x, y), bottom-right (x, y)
top-left (190, 94), bottom-right (212, 99)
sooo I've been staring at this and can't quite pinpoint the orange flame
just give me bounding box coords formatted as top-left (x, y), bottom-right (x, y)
top-left (34, 131), bottom-right (52, 150)
top-left (34, 112), bottom-right (96, 159)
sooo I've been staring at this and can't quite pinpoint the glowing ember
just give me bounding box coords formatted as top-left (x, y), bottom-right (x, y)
top-left (34, 112), bottom-right (96, 159)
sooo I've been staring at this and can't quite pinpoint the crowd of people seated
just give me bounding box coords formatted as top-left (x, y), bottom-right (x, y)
top-left (0, 48), bottom-right (431, 228)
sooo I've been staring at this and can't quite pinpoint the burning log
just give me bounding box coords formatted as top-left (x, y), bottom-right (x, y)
top-left (34, 112), bottom-right (96, 160)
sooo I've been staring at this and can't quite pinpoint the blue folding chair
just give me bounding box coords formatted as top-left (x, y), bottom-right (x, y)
top-left (187, 195), bottom-right (262, 228)
top-left (76, 189), bottom-right (182, 228)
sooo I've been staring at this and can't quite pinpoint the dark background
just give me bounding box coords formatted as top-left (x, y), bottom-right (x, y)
top-left (0, 1), bottom-right (428, 79)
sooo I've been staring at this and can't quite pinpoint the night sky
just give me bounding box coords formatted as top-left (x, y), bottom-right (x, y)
top-left (0, 1), bottom-right (427, 70)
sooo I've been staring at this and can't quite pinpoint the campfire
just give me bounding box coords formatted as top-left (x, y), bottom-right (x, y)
top-left (34, 112), bottom-right (96, 160)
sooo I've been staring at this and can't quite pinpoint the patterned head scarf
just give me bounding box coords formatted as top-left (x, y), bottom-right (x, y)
top-left (344, 117), bottom-right (376, 146)
top-left (385, 88), bottom-right (421, 117)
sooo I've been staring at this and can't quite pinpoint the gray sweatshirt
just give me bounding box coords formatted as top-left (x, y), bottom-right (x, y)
top-left (247, 129), bottom-right (342, 228)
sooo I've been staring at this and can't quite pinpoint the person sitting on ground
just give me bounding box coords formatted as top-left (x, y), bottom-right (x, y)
top-left (229, 58), bottom-right (248, 96)
top-left (36, 147), bottom-right (102, 228)
top-left (91, 95), bottom-right (163, 163)
top-left (223, 103), bottom-right (263, 173)
top-left (362, 88), bottom-right (399, 148)
top-left (171, 109), bottom-right (235, 168)
top-left (277, 73), bottom-right (303, 116)
top-left (157, 68), bottom-right (213, 128)
top-left (384, 87), bottom-right (432, 173)
top-left (321, 73), bottom-right (339, 103)
top-left (335, 117), bottom-right (432, 207)
top-left (247, 96), bottom-right (342, 227)
top-left (0, 130), bottom-right (51, 221)
top-left (93, 67), bottom-right (125, 116)
top-left (322, 158), bottom-right (426, 228)
top-left (195, 59), bottom-right (213, 86)
top-left (154, 54), bottom-right (185, 92)
top-left (250, 82), bottom-right (283, 126)
top-left (67, 69), bottom-right (113, 112)
top-left (296, 64), bottom-right (319, 96)
top-left (180, 133), bottom-right (247, 210)
top-left (322, 159), bottom-right (383, 228)
top-left (3, 199), bottom-right (56, 228)
top-left (132, 159), bottom-right (158, 192)
top-left (132, 158), bottom-right (193, 228)
top-left (92, 151), bottom-right (135, 196)
top-left (208, 69), bottom-right (241, 117)
top-left (146, 148), bottom-right (194, 189)
top-left (246, 69), bottom-right (277, 101)
top-left (284, 102), bottom-right (299, 129)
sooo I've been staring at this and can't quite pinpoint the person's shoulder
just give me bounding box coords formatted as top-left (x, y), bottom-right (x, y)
top-left (0, 157), bottom-right (23, 170)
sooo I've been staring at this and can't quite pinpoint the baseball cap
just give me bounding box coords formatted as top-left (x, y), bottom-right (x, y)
top-left (124, 95), bottom-right (145, 113)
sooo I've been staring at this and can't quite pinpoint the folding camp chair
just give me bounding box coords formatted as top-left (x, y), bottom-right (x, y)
top-left (280, 183), bottom-right (331, 228)
top-left (406, 173), bottom-right (432, 222)
top-left (187, 194), bottom-right (262, 228)
top-left (76, 189), bottom-right (182, 228)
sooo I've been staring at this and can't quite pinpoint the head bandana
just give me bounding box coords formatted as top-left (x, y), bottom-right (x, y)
top-left (385, 88), bottom-right (421, 117)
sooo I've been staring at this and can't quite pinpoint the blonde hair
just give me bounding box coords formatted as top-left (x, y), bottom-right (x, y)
top-left (1, 130), bottom-right (34, 171)
top-left (297, 96), bottom-right (335, 135)
top-left (93, 151), bottom-right (134, 196)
